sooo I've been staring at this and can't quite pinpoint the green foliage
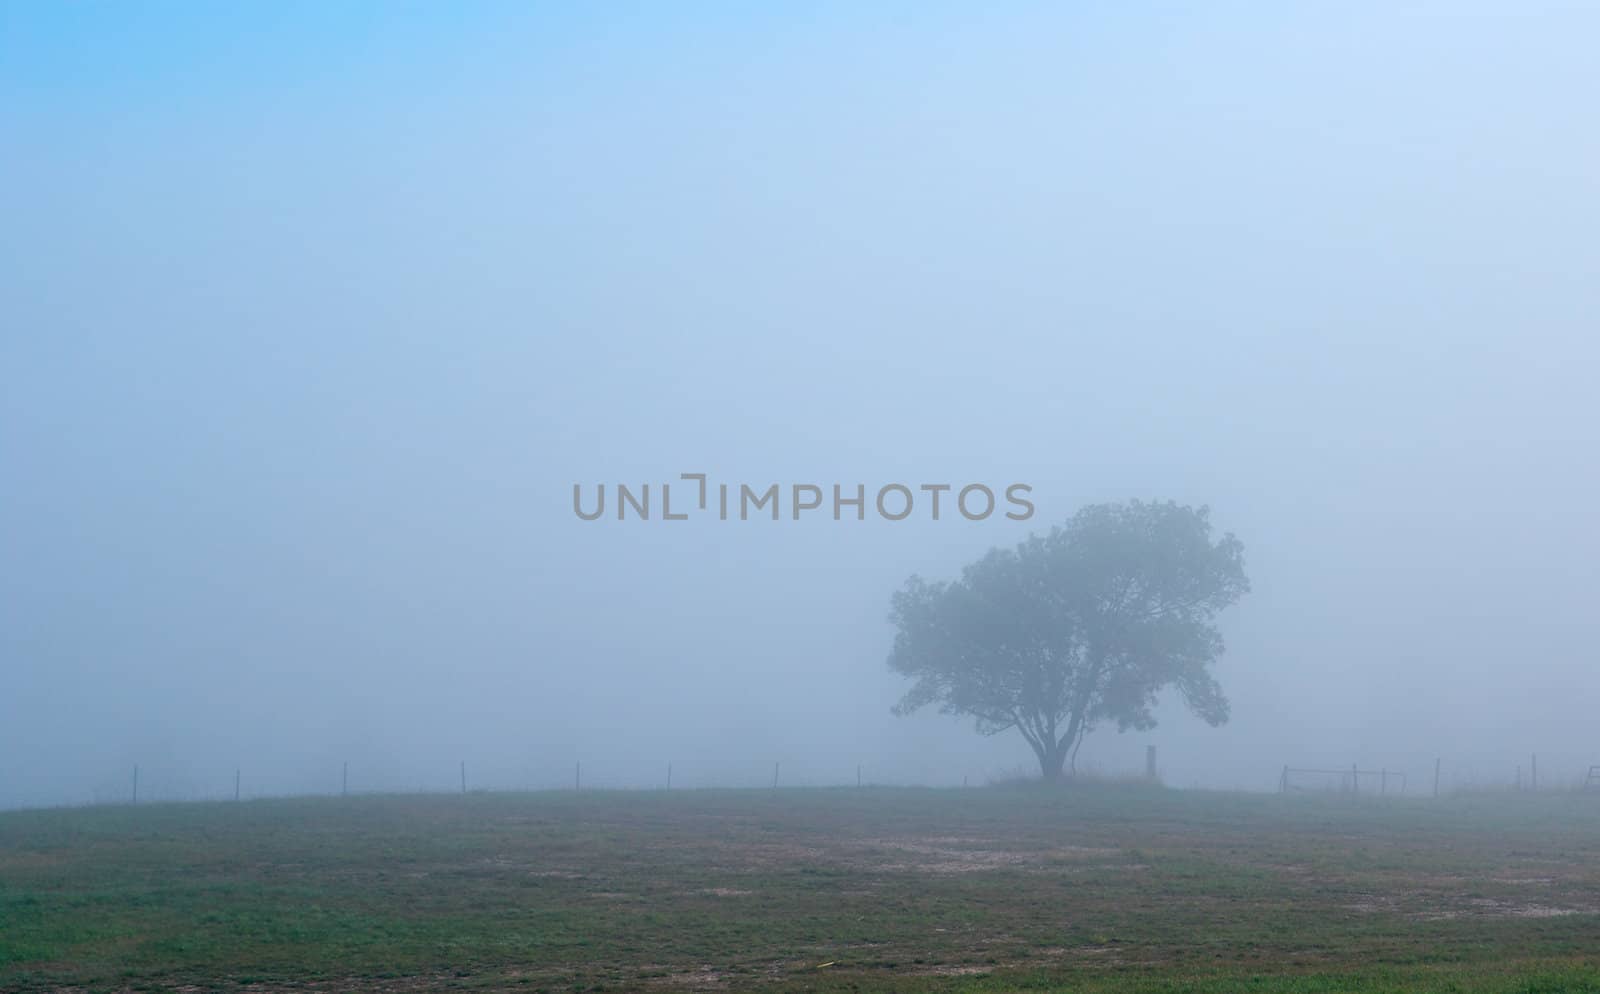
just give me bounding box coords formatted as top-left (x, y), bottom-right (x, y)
top-left (888, 500), bottom-right (1249, 778)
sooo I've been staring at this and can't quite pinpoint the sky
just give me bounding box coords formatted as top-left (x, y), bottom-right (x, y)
top-left (3, 2), bottom-right (1599, 809)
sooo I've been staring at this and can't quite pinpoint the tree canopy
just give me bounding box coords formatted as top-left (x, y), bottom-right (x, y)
top-left (887, 500), bottom-right (1249, 780)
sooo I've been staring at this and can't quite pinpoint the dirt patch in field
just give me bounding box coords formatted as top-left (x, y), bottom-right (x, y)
top-left (706, 840), bottom-right (832, 871)
top-left (850, 837), bottom-right (1030, 873)
top-left (638, 832), bottom-right (1134, 878)
top-left (913, 964), bottom-right (994, 976)
top-left (844, 836), bottom-right (1131, 874)
top-left (0, 850), bottom-right (69, 872)
top-left (1347, 890), bottom-right (1597, 921)
top-left (650, 965), bottom-right (730, 990)
top-left (1416, 897), bottom-right (1595, 920)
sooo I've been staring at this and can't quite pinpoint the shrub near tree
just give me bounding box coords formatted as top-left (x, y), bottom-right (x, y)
top-left (887, 500), bottom-right (1250, 781)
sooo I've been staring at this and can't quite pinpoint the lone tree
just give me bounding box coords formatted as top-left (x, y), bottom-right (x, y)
top-left (887, 500), bottom-right (1249, 781)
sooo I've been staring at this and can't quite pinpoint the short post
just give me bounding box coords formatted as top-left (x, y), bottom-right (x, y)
top-left (1146, 745), bottom-right (1158, 781)
top-left (772, 762), bottom-right (780, 789)
top-left (132, 764), bottom-right (139, 805)
top-left (342, 761), bottom-right (348, 797)
top-left (575, 761), bottom-right (580, 792)
top-left (235, 768), bottom-right (241, 802)
top-left (460, 761), bottom-right (467, 795)
top-left (1280, 765), bottom-right (1289, 794)
top-left (1381, 768), bottom-right (1388, 795)
top-left (1433, 757), bottom-right (1441, 798)
top-left (666, 762), bottom-right (672, 790)
top-left (857, 764), bottom-right (862, 788)
top-left (1351, 762), bottom-right (1359, 795)
top-left (1532, 754), bottom-right (1538, 791)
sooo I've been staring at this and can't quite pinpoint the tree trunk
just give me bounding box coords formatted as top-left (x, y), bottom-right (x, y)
top-left (1038, 739), bottom-right (1069, 781)
top-left (1053, 711), bottom-right (1086, 780)
top-left (1026, 712), bottom-right (1084, 782)
top-left (1068, 727), bottom-right (1087, 774)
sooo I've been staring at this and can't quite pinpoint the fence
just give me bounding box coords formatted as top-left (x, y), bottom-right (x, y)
top-left (29, 749), bottom-right (1600, 810)
top-left (62, 754), bottom-right (1171, 809)
top-left (1278, 754), bottom-right (1600, 798)
top-left (1279, 765), bottom-right (1407, 795)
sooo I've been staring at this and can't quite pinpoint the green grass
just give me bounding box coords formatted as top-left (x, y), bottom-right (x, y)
top-left (4, 784), bottom-right (1600, 992)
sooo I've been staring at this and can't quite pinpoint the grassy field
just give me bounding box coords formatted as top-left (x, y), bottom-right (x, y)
top-left (5, 784), bottom-right (1600, 993)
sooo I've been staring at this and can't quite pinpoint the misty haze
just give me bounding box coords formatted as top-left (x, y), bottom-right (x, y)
top-left (4, 4), bottom-right (1600, 993)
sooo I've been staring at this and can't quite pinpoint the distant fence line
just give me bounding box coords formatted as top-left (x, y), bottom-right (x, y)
top-left (106, 760), bottom-right (980, 805)
top-left (1279, 766), bottom-right (1407, 795)
top-left (59, 750), bottom-right (1600, 809)
top-left (1278, 754), bottom-right (1600, 798)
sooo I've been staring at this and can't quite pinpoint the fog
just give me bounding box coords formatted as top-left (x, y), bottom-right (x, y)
top-left (4, 4), bottom-right (1598, 810)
